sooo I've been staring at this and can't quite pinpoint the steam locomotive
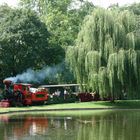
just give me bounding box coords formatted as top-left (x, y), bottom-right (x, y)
top-left (0, 80), bottom-right (48, 107)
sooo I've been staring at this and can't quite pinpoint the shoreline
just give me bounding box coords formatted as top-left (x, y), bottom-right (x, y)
top-left (1, 108), bottom-right (140, 115)
top-left (1, 100), bottom-right (140, 115)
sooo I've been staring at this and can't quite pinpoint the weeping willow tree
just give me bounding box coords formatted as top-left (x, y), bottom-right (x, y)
top-left (66, 8), bottom-right (140, 100)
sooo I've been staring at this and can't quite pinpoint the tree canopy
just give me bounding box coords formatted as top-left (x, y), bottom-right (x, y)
top-left (0, 5), bottom-right (64, 80)
top-left (1, 1), bottom-right (140, 93)
top-left (18, 0), bottom-right (95, 84)
top-left (20, 0), bottom-right (95, 47)
top-left (66, 8), bottom-right (140, 100)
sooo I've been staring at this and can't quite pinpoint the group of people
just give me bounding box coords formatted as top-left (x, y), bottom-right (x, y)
top-left (49, 89), bottom-right (69, 99)
top-left (47, 88), bottom-right (78, 104)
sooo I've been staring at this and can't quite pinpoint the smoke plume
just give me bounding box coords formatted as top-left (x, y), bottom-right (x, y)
top-left (5, 64), bottom-right (63, 83)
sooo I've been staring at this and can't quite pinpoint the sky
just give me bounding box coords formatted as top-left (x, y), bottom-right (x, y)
top-left (90, 0), bottom-right (140, 8)
top-left (0, 0), bottom-right (139, 8)
top-left (0, 0), bottom-right (19, 7)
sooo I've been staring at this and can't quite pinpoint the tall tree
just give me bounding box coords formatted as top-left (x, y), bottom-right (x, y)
top-left (66, 8), bottom-right (140, 100)
top-left (19, 0), bottom-right (95, 84)
top-left (20, 0), bottom-right (95, 47)
top-left (0, 5), bottom-right (64, 79)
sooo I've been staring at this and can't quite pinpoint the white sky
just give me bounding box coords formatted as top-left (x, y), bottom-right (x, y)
top-left (0, 0), bottom-right (19, 7)
top-left (0, 0), bottom-right (139, 8)
top-left (90, 0), bottom-right (140, 8)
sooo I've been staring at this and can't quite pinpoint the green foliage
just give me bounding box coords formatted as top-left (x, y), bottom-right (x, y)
top-left (120, 3), bottom-right (140, 50)
top-left (20, 0), bottom-right (95, 48)
top-left (66, 7), bottom-right (140, 100)
top-left (120, 3), bottom-right (140, 15)
top-left (19, 0), bottom-right (95, 84)
top-left (98, 67), bottom-right (110, 98)
top-left (88, 73), bottom-right (98, 92)
top-left (85, 51), bottom-right (101, 73)
top-left (0, 5), bottom-right (63, 80)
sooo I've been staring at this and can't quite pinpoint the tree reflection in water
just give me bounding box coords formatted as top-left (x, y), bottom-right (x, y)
top-left (0, 110), bottom-right (140, 140)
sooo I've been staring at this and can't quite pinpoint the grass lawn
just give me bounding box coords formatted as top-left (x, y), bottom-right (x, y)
top-left (0, 100), bottom-right (140, 114)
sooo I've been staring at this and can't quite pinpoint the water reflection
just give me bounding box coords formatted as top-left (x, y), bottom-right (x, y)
top-left (0, 110), bottom-right (140, 140)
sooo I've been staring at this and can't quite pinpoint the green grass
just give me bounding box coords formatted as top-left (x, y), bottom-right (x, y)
top-left (0, 100), bottom-right (140, 114)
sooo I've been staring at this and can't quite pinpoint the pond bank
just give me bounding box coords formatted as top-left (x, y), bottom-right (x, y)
top-left (0, 100), bottom-right (140, 115)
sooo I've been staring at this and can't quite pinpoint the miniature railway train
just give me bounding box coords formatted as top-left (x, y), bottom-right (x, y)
top-left (0, 80), bottom-right (81, 107)
top-left (0, 80), bottom-right (100, 107)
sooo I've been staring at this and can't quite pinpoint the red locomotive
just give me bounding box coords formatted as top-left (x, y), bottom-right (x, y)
top-left (1, 80), bottom-right (48, 107)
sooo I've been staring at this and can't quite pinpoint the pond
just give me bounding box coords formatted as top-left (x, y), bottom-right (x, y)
top-left (0, 110), bottom-right (140, 140)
